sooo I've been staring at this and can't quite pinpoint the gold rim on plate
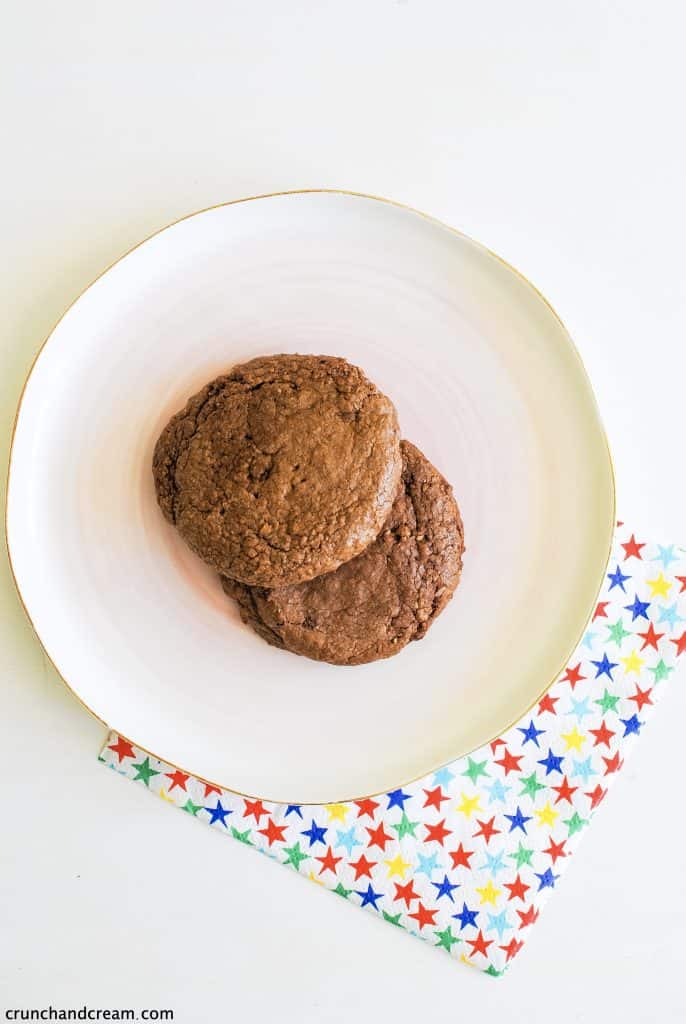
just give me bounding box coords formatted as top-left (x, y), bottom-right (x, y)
top-left (4, 188), bottom-right (617, 805)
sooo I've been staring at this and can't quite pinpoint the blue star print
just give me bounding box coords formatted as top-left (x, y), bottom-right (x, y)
top-left (453, 902), bottom-right (479, 931)
top-left (387, 788), bottom-right (412, 810)
top-left (620, 714), bottom-right (643, 737)
top-left (607, 564), bottom-right (631, 591)
top-left (505, 807), bottom-right (532, 834)
top-left (535, 868), bottom-right (559, 890)
top-left (537, 749), bottom-right (564, 776)
top-left (592, 653), bottom-right (618, 680)
top-left (356, 884), bottom-right (383, 910)
top-left (624, 594), bottom-right (650, 621)
top-left (432, 875), bottom-right (460, 902)
top-left (301, 820), bottom-right (327, 847)
top-left (518, 720), bottom-right (545, 747)
top-left (204, 800), bottom-right (232, 827)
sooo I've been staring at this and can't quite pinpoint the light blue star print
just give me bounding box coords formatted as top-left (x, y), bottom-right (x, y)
top-left (486, 909), bottom-right (512, 940)
top-left (416, 851), bottom-right (440, 878)
top-left (657, 602), bottom-right (685, 630)
top-left (432, 766), bottom-right (456, 788)
top-left (582, 629), bottom-right (598, 651)
top-left (480, 848), bottom-right (508, 878)
top-left (567, 696), bottom-right (593, 723)
top-left (335, 827), bottom-right (362, 856)
top-left (484, 778), bottom-right (511, 805)
top-left (653, 544), bottom-right (678, 569)
top-left (571, 757), bottom-right (597, 784)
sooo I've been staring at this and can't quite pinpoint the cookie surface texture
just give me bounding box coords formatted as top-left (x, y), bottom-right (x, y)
top-left (223, 440), bottom-right (464, 664)
top-left (153, 354), bottom-right (401, 586)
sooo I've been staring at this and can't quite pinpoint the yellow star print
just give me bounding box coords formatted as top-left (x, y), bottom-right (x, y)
top-left (158, 788), bottom-right (176, 804)
top-left (646, 572), bottom-right (672, 598)
top-left (476, 879), bottom-right (501, 906)
top-left (561, 726), bottom-right (587, 752)
top-left (620, 649), bottom-right (645, 675)
top-left (535, 801), bottom-right (559, 827)
top-left (384, 853), bottom-right (413, 878)
top-left (456, 792), bottom-right (482, 818)
top-left (307, 870), bottom-right (325, 887)
top-left (325, 803), bottom-right (350, 822)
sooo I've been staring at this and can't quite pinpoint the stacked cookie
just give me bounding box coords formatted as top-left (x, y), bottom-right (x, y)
top-left (153, 354), bottom-right (464, 665)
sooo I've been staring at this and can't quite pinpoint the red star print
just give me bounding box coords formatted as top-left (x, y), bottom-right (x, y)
top-left (629, 684), bottom-right (653, 711)
top-left (409, 903), bottom-right (437, 930)
top-left (503, 873), bottom-right (530, 902)
top-left (315, 845), bottom-right (342, 876)
top-left (448, 842), bottom-right (474, 870)
top-left (671, 630), bottom-right (686, 657)
top-left (243, 798), bottom-right (269, 824)
top-left (258, 818), bottom-right (287, 847)
top-left (552, 775), bottom-right (578, 805)
top-left (494, 749), bottom-right (522, 775)
top-left (543, 837), bottom-right (567, 864)
top-left (593, 601), bottom-right (609, 621)
top-left (538, 693), bottom-right (559, 715)
top-left (423, 786), bottom-right (449, 810)
top-left (561, 663), bottom-right (585, 689)
top-left (603, 751), bottom-right (623, 775)
top-left (424, 818), bottom-right (452, 845)
top-left (202, 782), bottom-right (223, 798)
top-left (164, 769), bottom-right (190, 792)
top-left (394, 880), bottom-right (419, 907)
top-left (589, 721), bottom-right (615, 748)
top-left (517, 904), bottom-right (539, 929)
top-left (500, 937), bottom-right (524, 962)
top-left (676, 575), bottom-right (686, 593)
top-left (107, 736), bottom-right (136, 762)
top-left (366, 821), bottom-right (393, 851)
top-left (473, 816), bottom-right (500, 844)
top-left (621, 534), bottom-right (645, 560)
top-left (490, 738), bottom-right (506, 754)
top-left (467, 930), bottom-right (493, 958)
top-left (350, 854), bottom-right (376, 880)
top-left (638, 622), bottom-right (664, 651)
top-left (585, 784), bottom-right (607, 810)
top-left (354, 798), bottom-right (379, 819)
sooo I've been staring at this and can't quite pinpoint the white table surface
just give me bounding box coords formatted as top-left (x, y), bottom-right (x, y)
top-left (1, 2), bottom-right (685, 1020)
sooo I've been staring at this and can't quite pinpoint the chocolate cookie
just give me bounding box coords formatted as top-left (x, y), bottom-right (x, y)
top-left (222, 441), bottom-right (464, 665)
top-left (153, 354), bottom-right (401, 587)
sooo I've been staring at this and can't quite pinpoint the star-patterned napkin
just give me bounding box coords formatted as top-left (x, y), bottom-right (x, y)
top-left (100, 523), bottom-right (686, 975)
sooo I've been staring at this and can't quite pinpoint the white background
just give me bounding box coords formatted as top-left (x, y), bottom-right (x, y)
top-left (1, 2), bottom-right (685, 1020)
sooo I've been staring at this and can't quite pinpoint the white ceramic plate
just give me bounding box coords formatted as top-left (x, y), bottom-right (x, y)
top-left (7, 191), bottom-right (614, 803)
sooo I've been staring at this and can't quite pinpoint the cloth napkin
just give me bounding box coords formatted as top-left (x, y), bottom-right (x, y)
top-left (100, 523), bottom-right (686, 974)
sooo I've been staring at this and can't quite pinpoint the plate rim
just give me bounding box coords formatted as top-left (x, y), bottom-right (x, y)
top-left (4, 187), bottom-right (617, 804)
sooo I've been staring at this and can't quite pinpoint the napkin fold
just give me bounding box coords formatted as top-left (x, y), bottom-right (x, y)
top-left (100, 523), bottom-right (686, 974)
